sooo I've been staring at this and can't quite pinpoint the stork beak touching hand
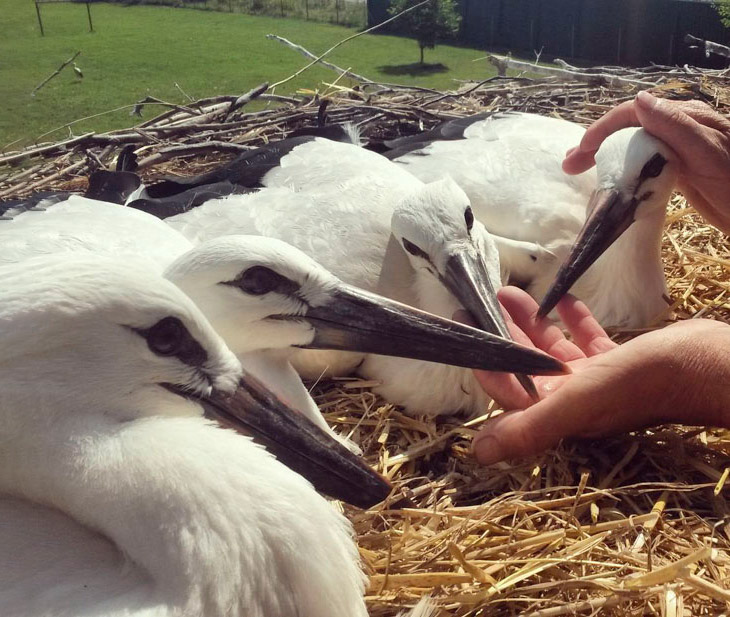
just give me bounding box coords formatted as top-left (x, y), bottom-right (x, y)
top-left (471, 287), bottom-right (730, 466)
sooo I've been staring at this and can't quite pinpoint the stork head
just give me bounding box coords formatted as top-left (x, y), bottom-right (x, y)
top-left (0, 255), bottom-right (389, 508)
top-left (165, 234), bottom-right (567, 378)
top-left (538, 127), bottom-right (678, 318)
top-left (391, 177), bottom-right (541, 398)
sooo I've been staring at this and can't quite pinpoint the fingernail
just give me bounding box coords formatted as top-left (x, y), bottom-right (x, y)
top-left (472, 432), bottom-right (503, 465)
top-left (636, 91), bottom-right (658, 109)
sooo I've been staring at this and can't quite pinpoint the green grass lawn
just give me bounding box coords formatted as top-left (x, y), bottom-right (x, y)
top-left (1, 0), bottom-right (506, 150)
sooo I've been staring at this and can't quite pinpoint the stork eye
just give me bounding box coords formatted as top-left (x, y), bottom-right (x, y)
top-left (640, 153), bottom-right (667, 179)
top-left (464, 206), bottom-right (474, 231)
top-left (402, 238), bottom-right (430, 261)
top-left (223, 266), bottom-right (300, 296)
top-left (236, 266), bottom-right (283, 295)
top-left (146, 317), bottom-right (186, 356)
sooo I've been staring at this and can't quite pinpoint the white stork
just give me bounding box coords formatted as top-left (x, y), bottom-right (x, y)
top-left (387, 112), bottom-right (679, 328)
top-left (0, 254), bottom-right (388, 617)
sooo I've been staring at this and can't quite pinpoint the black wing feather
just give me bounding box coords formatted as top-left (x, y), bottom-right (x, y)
top-left (144, 135), bottom-right (317, 199)
top-left (287, 124), bottom-right (357, 144)
top-left (127, 181), bottom-right (254, 219)
top-left (383, 111), bottom-right (520, 157)
top-left (85, 169), bottom-right (141, 204)
top-left (115, 145), bottom-right (139, 172)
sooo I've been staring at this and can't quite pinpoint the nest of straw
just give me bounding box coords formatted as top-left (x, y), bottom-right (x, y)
top-left (2, 63), bottom-right (730, 616)
top-left (318, 193), bottom-right (730, 616)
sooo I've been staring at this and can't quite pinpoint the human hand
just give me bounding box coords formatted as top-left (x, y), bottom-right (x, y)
top-left (562, 91), bottom-right (730, 234)
top-left (471, 287), bottom-right (730, 465)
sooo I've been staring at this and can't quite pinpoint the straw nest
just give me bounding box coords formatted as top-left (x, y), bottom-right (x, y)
top-left (2, 60), bottom-right (730, 616)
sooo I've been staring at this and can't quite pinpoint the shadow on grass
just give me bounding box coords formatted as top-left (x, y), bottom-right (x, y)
top-left (377, 62), bottom-right (449, 76)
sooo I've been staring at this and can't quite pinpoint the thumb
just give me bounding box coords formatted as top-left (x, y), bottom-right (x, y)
top-left (472, 399), bottom-right (568, 465)
top-left (472, 370), bottom-right (604, 464)
top-left (634, 92), bottom-right (710, 165)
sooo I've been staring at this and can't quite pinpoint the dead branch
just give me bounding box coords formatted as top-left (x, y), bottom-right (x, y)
top-left (267, 0), bottom-right (430, 90)
top-left (30, 51), bottom-right (82, 97)
top-left (0, 132), bottom-right (94, 166)
top-left (685, 34), bottom-right (730, 61)
top-left (266, 34), bottom-right (373, 83)
top-left (487, 54), bottom-right (658, 88)
top-left (136, 141), bottom-right (251, 169)
top-left (226, 82), bottom-right (269, 116)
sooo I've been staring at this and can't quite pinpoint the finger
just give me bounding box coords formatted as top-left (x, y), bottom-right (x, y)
top-left (556, 295), bottom-right (617, 356)
top-left (473, 370), bottom-right (532, 411)
top-left (472, 397), bottom-right (572, 465)
top-left (675, 99), bottom-right (730, 133)
top-left (579, 99), bottom-right (642, 152)
top-left (634, 92), bottom-right (721, 167)
top-left (562, 100), bottom-right (642, 174)
top-left (456, 307), bottom-right (538, 410)
top-left (472, 370), bottom-right (610, 464)
top-left (498, 287), bottom-right (586, 362)
top-left (562, 148), bottom-right (597, 175)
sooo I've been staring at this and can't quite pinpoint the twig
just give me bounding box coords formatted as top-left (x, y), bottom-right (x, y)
top-left (226, 82), bottom-right (269, 116)
top-left (267, 0), bottom-right (430, 90)
top-left (266, 34), bottom-right (374, 83)
top-left (486, 54), bottom-right (658, 88)
top-left (22, 159), bottom-right (86, 192)
top-left (685, 34), bottom-right (730, 61)
top-left (137, 141), bottom-right (251, 169)
top-left (521, 595), bottom-right (621, 616)
top-left (31, 102), bottom-right (181, 143)
top-left (130, 96), bottom-right (201, 119)
top-left (174, 82), bottom-right (194, 102)
top-left (31, 51), bottom-right (82, 97)
top-left (0, 132), bottom-right (94, 166)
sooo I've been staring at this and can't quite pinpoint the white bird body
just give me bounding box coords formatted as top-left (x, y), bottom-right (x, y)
top-left (390, 113), bottom-right (678, 328)
top-left (0, 256), bottom-right (366, 617)
top-left (0, 197), bottom-right (347, 441)
top-left (163, 140), bottom-right (555, 415)
top-left (0, 194), bottom-right (554, 427)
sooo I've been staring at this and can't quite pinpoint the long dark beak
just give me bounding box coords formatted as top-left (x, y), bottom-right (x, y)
top-left (300, 284), bottom-right (568, 376)
top-left (181, 375), bottom-right (391, 509)
top-left (442, 250), bottom-right (539, 401)
top-left (537, 188), bottom-right (638, 319)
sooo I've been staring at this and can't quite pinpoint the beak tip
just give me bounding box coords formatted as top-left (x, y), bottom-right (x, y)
top-left (535, 301), bottom-right (554, 320)
top-left (516, 374), bottom-right (540, 402)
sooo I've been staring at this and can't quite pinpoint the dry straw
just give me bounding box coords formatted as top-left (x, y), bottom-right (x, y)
top-left (1, 62), bottom-right (729, 616)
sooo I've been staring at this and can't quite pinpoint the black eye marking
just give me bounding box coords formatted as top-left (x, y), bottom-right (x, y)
top-left (135, 316), bottom-right (208, 367)
top-left (402, 238), bottom-right (430, 261)
top-left (223, 266), bottom-right (300, 296)
top-left (530, 254), bottom-right (537, 262)
top-left (639, 153), bottom-right (667, 180)
top-left (464, 206), bottom-right (474, 232)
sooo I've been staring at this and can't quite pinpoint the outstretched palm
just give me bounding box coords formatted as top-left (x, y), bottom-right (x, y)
top-left (470, 287), bottom-right (730, 465)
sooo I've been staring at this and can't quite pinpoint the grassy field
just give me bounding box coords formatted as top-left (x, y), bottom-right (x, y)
top-left (1, 0), bottom-right (502, 150)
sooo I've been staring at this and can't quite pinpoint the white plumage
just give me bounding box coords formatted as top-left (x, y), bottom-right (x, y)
top-left (1, 195), bottom-right (558, 426)
top-left (389, 112), bottom-right (679, 328)
top-left (0, 255), bottom-right (367, 617)
top-left (160, 140), bottom-right (556, 415)
top-left (0, 197), bottom-right (347, 443)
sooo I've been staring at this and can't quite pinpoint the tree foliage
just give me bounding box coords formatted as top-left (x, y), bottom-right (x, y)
top-left (714, 0), bottom-right (730, 29)
top-left (388, 0), bottom-right (462, 64)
